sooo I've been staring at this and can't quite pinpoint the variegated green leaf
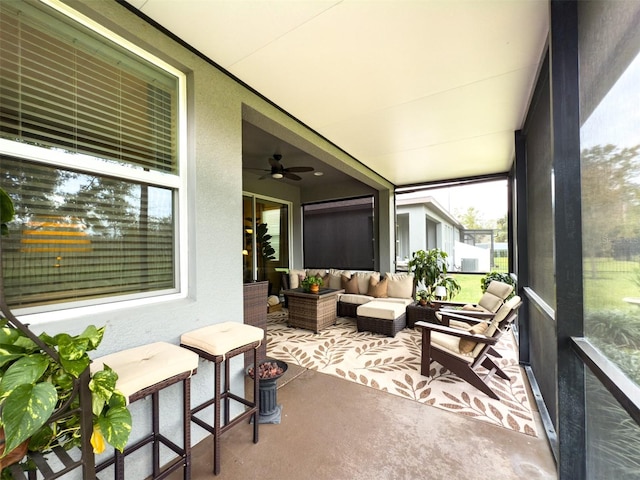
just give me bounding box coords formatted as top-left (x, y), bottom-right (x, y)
top-left (97, 405), bottom-right (132, 453)
top-left (90, 366), bottom-right (118, 415)
top-left (0, 327), bottom-right (21, 346)
top-left (79, 325), bottom-right (105, 351)
top-left (1, 382), bottom-right (57, 455)
top-left (59, 355), bottom-right (91, 379)
top-left (0, 354), bottom-right (49, 397)
top-left (57, 334), bottom-right (89, 362)
top-left (0, 188), bottom-right (15, 224)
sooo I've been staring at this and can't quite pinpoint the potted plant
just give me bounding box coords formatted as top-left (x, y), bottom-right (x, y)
top-left (0, 187), bottom-right (131, 471)
top-left (407, 248), bottom-right (461, 304)
top-left (300, 275), bottom-right (323, 293)
top-left (415, 290), bottom-right (430, 306)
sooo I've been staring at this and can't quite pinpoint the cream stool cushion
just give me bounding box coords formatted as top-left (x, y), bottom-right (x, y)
top-left (180, 322), bottom-right (264, 358)
top-left (357, 301), bottom-right (406, 320)
top-left (91, 341), bottom-right (199, 403)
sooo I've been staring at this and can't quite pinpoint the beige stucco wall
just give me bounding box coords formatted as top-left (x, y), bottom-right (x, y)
top-left (15, 1), bottom-right (397, 476)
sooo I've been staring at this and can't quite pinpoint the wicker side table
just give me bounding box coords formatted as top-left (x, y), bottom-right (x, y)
top-left (406, 302), bottom-right (439, 327)
top-left (283, 288), bottom-right (344, 333)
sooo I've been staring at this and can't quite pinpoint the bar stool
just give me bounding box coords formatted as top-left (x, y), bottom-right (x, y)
top-left (91, 342), bottom-right (199, 480)
top-left (180, 322), bottom-right (264, 475)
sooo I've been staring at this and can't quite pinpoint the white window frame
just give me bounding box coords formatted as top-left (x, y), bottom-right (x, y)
top-left (0, 0), bottom-right (188, 324)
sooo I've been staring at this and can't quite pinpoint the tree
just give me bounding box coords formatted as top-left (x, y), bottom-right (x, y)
top-left (581, 144), bottom-right (640, 276)
top-left (494, 215), bottom-right (508, 242)
top-left (456, 206), bottom-right (485, 229)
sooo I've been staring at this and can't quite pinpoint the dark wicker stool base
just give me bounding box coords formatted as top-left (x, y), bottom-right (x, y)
top-left (356, 312), bottom-right (407, 337)
top-left (180, 332), bottom-right (262, 476)
top-left (337, 301), bottom-right (359, 318)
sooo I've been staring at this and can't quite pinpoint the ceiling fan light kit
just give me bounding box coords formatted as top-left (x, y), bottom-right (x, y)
top-left (254, 153), bottom-right (314, 181)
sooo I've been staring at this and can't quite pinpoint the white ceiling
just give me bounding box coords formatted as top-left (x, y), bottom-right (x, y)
top-left (125, 0), bottom-right (549, 187)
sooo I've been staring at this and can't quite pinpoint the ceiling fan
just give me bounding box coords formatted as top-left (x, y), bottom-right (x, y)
top-left (255, 154), bottom-right (314, 181)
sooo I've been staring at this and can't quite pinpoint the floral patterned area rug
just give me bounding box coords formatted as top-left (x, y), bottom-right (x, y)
top-left (266, 310), bottom-right (537, 437)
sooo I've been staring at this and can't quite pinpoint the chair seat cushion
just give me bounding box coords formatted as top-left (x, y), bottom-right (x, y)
top-left (430, 332), bottom-right (476, 360)
top-left (91, 342), bottom-right (199, 402)
top-left (181, 322), bottom-right (264, 357)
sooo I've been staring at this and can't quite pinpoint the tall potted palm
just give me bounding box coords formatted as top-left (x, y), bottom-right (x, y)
top-left (407, 248), bottom-right (460, 303)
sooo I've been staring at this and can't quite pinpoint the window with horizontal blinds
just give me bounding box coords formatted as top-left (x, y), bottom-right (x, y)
top-left (1, 156), bottom-right (174, 308)
top-left (0, 0), bottom-right (183, 311)
top-left (0, 0), bottom-right (178, 173)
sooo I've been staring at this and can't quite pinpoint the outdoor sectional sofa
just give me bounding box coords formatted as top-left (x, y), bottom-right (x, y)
top-left (284, 269), bottom-right (415, 336)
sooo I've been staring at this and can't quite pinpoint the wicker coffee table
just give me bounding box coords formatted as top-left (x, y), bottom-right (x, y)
top-left (283, 288), bottom-right (344, 333)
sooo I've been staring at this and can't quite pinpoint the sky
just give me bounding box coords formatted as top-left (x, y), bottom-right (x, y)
top-left (581, 49), bottom-right (640, 151)
top-left (398, 179), bottom-right (508, 225)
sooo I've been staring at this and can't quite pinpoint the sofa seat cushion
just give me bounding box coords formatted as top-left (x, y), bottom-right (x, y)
top-left (339, 293), bottom-right (374, 305)
top-left (357, 300), bottom-right (406, 320)
top-left (373, 297), bottom-right (413, 307)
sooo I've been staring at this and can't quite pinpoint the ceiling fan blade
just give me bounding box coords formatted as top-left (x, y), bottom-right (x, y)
top-left (285, 166), bottom-right (314, 173)
top-left (258, 172), bottom-right (271, 180)
top-left (284, 172), bottom-right (302, 181)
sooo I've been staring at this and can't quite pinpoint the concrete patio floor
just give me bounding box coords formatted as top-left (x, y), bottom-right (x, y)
top-left (171, 363), bottom-right (557, 480)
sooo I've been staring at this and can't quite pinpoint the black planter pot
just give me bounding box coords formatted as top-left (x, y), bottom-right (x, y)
top-left (246, 359), bottom-right (288, 424)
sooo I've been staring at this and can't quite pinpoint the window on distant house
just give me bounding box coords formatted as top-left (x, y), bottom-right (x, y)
top-left (0, 0), bottom-right (185, 311)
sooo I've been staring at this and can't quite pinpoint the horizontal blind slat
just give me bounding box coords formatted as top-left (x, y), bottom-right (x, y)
top-left (0, 2), bottom-right (178, 174)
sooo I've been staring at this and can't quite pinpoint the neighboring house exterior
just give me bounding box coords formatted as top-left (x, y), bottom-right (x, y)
top-left (396, 195), bottom-right (491, 272)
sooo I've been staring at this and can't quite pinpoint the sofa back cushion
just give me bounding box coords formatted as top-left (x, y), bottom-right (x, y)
top-left (385, 272), bottom-right (414, 299)
top-left (328, 269), bottom-right (351, 289)
top-left (288, 269), bottom-right (306, 289)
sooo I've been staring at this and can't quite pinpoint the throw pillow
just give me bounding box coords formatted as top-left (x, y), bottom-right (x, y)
top-left (385, 272), bottom-right (414, 298)
top-left (328, 272), bottom-right (343, 289)
top-left (289, 269), bottom-right (306, 289)
top-left (341, 274), bottom-right (359, 294)
top-left (307, 268), bottom-right (327, 278)
top-left (354, 271), bottom-right (380, 295)
top-left (458, 322), bottom-right (488, 354)
top-left (367, 276), bottom-right (388, 298)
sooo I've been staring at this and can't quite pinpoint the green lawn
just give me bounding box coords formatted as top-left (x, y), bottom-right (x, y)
top-left (449, 273), bottom-right (484, 303)
top-left (447, 258), bottom-right (640, 310)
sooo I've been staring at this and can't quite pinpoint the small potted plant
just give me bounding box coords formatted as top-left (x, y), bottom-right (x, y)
top-left (300, 275), bottom-right (323, 293)
top-left (415, 290), bottom-right (430, 306)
